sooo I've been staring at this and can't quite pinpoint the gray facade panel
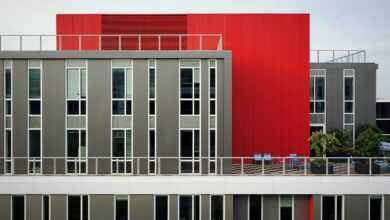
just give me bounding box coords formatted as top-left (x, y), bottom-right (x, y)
top-left (13, 60), bottom-right (28, 174)
top-left (326, 66), bottom-right (344, 131)
top-left (42, 60), bottom-right (66, 174)
top-left (201, 194), bottom-right (210, 220)
top-left (344, 195), bottom-right (369, 220)
top-left (294, 195), bottom-right (310, 220)
top-left (201, 59), bottom-right (209, 174)
top-left (0, 194), bottom-right (11, 220)
top-left (263, 195), bottom-right (279, 220)
top-left (221, 57), bottom-right (232, 158)
top-left (385, 195), bottom-right (390, 220)
top-left (90, 194), bottom-right (114, 220)
top-left (130, 194), bottom-right (154, 220)
top-left (133, 59), bottom-right (148, 174)
top-left (233, 195), bottom-right (248, 220)
top-left (88, 60), bottom-right (110, 157)
top-left (169, 195), bottom-right (178, 220)
top-left (26, 194), bottom-right (42, 220)
top-left (225, 194), bottom-right (234, 220)
top-left (51, 195), bottom-right (66, 220)
top-left (0, 60), bottom-right (3, 159)
top-left (355, 64), bottom-right (377, 127)
top-left (157, 60), bottom-right (179, 174)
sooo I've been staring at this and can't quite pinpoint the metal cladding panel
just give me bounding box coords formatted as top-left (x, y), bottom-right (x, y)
top-left (187, 14), bottom-right (310, 157)
top-left (56, 14), bottom-right (102, 50)
top-left (55, 14), bottom-right (310, 157)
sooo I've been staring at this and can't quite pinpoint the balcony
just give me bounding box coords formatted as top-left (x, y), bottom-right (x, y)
top-left (0, 34), bottom-right (223, 51)
top-left (310, 49), bottom-right (366, 63)
top-left (1, 156), bottom-right (390, 176)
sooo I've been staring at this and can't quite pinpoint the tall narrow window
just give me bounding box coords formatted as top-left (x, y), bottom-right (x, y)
top-left (111, 59), bottom-right (133, 174)
top-left (68, 195), bottom-right (88, 220)
top-left (148, 60), bottom-right (157, 174)
top-left (65, 60), bottom-right (88, 174)
top-left (322, 196), bottom-right (335, 220)
top-left (155, 195), bottom-right (168, 220)
top-left (179, 195), bottom-right (200, 220)
top-left (209, 60), bottom-right (217, 174)
top-left (28, 60), bottom-right (42, 174)
top-left (343, 69), bottom-right (355, 142)
top-left (4, 60), bottom-right (13, 174)
top-left (249, 195), bottom-right (262, 220)
top-left (115, 195), bottom-right (128, 220)
top-left (12, 195), bottom-right (25, 220)
top-left (43, 195), bottom-right (50, 220)
top-left (210, 195), bottom-right (223, 220)
top-left (370, 196), bottom-right (383, 220)
top-left (310, 69), bottom-right (326, 134)
top-left (280, 195), bottom-right (293, 220)
top-left (336, 196), bottom-right (343, 220)
top-left (179, 60), bottom-right (201, 174)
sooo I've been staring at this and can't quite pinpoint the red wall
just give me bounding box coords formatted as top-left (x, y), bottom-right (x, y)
top-left (56, 14), bottom-right (310, 157)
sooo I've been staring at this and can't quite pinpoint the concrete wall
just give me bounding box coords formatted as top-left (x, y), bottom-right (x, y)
top-left (0, 53), bottom-right (231, 175)
top-left (310, 63), bottom-right (378, 132)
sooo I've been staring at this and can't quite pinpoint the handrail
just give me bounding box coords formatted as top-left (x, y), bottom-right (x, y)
top-left (0, 34), bottom-right (223, 51)
top-left (310, 49), bottom-right (366, 63)
top-left (1, 156), bottom-right (390, 176)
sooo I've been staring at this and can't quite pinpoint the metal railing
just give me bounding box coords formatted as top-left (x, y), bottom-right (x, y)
top-left (310, 50), bottom-right (366, 63)
top-left (0, 34), bottom-right (223, 51)
top-left (1, 156), bottom-right (390, 176)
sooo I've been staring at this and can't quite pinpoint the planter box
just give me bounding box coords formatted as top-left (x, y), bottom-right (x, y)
top-left (354, 161), bottom-right (380, 174)
top-left (310, 161), bottom-right (334, 175)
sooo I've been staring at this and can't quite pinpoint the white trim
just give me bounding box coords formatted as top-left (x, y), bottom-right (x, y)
top-left (65, 60), bottom-right (88, 175)
top-left (4, 60), bottom-right (13, 175)
top-left (110, 59), bottom-right (133, 175)
top-left (10, 194), bottom-right (26, 220)
top-left (279, 195), bottom-right (294, 220)
top-left (369, 195), bottom-right (384, 220)
top-left (343, 69), bottom-right (356, 143)
top-left (114, 194), bottom-right (129, 220)
top-left (310, 69), bottom-right (327, 133)
top-left (179, 60), bottom-right (202, 175)
top-left (208, 59), bottom-right (217, 174)
top-left (148, 59), bottom-right (157, 175)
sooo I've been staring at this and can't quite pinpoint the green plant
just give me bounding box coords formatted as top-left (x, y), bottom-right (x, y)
top-left (354, 124), bottom-right (383, 157)
top-left (310, 132), bottom-right (341, 157)
top-left (330, 128), bottom-right (353, 148)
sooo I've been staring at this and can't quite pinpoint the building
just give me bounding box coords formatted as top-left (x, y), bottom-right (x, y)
top-left (377, 98), bottom-right (390, 138)
top-left (0, 14), bottom-right (389, 220)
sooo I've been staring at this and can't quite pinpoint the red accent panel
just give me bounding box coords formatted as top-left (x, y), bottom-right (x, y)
top-left (187, 14), bottom-right (310, 157)
top-left (56, 14), bottom-right (102, 50)
top-left (56, 14), bottom-right (310, 157)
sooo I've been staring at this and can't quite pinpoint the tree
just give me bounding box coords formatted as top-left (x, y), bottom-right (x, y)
top-left (354, 124), bottom-right (383, 157)
top-left (310, 132), bottom-right (341, 157)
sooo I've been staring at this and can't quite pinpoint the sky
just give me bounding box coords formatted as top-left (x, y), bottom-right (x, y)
top-left (0, 0), bottom-right (389, 98)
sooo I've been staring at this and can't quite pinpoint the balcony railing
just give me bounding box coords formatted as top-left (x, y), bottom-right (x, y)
top-left (0, 34), bottom-right (223, 51)
top-left (311, 49), bottom-right (366, 63)
top-left (1, 156), bottom-right (390, 176)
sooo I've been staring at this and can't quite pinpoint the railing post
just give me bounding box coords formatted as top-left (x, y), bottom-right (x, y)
top-left (138, 35), bottom-right (141, 50)
top-left (326, 158), bottom-right (329, 175)
top-left (54, 158), bottom-right (57, 175)
top-left (347, 157), bottom-right (351, 175)
top-left (79, 35), bottom-right (82, 51)
top-left (99, 35), bottom-right (102, 50)
top-left (39, 36), bottom-right (42, 51)
top-left (199, 35), bottom-right (202, 50)
top-left (220, 158), bottom-right (223, 175)
top-left (317, 50), bottom-right (320, 63)
top-left (262, 159), bottom-right (265, 176)
top-left (95, 158), bottom-right (98, 175)
top-left (283, 158), bottom-right (286, 175)
top-left (0, 35), bottom-right (2, 51)
top-left (158, 35), bottom-right (161, 51)
top-left (240, 158), bottom-right (244, 176)
top-left (118, 35), bottom-right (122, 51)
top-left (158, 157), bottom-right (161, 175)
top-left (179, 35), bottom-right (182, 51)
top-left (19, 35), bottom-right (23, 51)
top-left (304, 157), bottom-right (307, 176)
top-left (332, 50), bottom-right (335, 63)
top-left (137, 158), bottom-right (140, 175)
top-left (369, 158), bottom-right (372, 176)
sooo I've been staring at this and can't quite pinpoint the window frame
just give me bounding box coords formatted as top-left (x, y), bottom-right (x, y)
top-left (208, 60), bottom-right (217, 175)
top-left (154, 195), bottom-right (169, 220)
top-left (343, 69), bottom-right (356, 143)
top-left (279, 195), bottom-right (294, 220)
top-left (42, 195), bottom-right (51, 220)
top-left (209, 195), bottom-right (224, 220)
top-left (11, 195), bottom-right (26, 220)
top-left (321, 195), bottom-right (344, 220)
top-left (114, 195), bottom-right (129, 220)
top-left (148, 59), bottom-right (157, 174)
top-left (3, 60), bottom-right (13, 174)
top-left (178, 195), bottom-right (201, 220)
top-left (369, 195), bottom-right (384, 220)
top-left (66, 195), bottom-right (89, 220)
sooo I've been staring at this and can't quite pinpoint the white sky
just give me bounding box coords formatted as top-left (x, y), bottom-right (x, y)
top-left (0, 0), bottom-right (389, 98)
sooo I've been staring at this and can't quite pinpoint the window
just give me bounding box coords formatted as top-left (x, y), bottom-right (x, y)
top-left (115, 195), bottom-right (128, 220)
top-left (180, 61), bottom-right (201, 115)
top-left (43, 195), bottom-right (50, 220)
top-left (66, 60), bottom-right (88, 174)
top-left (148, 60), bottom-right (157, 174)
top-left (4, 60), bottom-right (13, 174)
top-left (180, 130), bottom-right (200, 173)
top-left (376, 102), bottom-right (390, 118)
top-left (370, 196), bottom-right (383, 220)
top-left (112, 130), bottom-right (132, 174)
top-left (280, 195), bottom-right (293, 220)
top-left (310, 125), bottom-right (324, 135)
top-left (112, 67), bottom-right (132, 115)
top-left (322, 195), bottom-right (343, 220)
top-left (179, 195), bottom-right (200, 220)
top-left (249, 195), bottom-right (262, 220)
top-left (209, 60), bottom-right (217, 174)
top-left (343, 69), bottom-right (355, 143)
top-left (155, 195), bottom-right (168, 220)
top-left (12, 195), bottom-right (25, 220)
top-left (210, 195), bottom-right (223, 220)
top-left (310, 70), bottom-right (326, 114)
top-left (67, 195), bottom-right (88, 220)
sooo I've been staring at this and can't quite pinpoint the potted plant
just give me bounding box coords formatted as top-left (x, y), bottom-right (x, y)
top-left (310, 132), bottom-right (339, 174)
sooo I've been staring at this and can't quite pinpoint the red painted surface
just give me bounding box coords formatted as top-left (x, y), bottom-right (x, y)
top-left (56, 14), bottom-right (310, 157)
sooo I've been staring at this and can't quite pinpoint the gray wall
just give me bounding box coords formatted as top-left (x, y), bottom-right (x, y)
top-left (385, 195), bottom-right (390, 220)
top-left (90, 195), bottom-right (114, 220)
top-left (310, 63), bottom-right (378, 132)
top-left (130, 194), bottom-right (154, 220)
top-left (263, 195), bottom-right (279, 220)
top-left (233, 195), bottom-right (248, 220)
top-left (1, 56), bottom-right (231, 175)
top-left (344, 195), bottom-right (369, 220)
top-left (51, 195), bottom-right (66, 220)
top-left (26, 194), bottom-right (42, 220)
top-left (0, 194), bottom-right (10, 220)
